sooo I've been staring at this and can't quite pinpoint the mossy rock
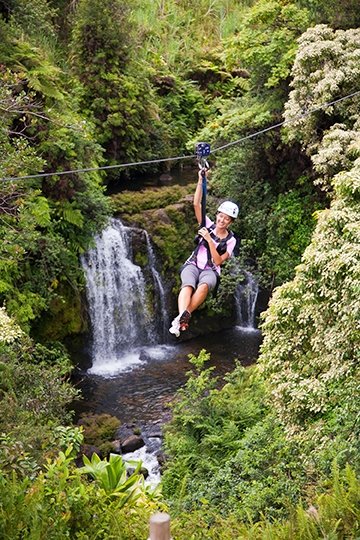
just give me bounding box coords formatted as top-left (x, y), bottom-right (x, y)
top-left (111, 184), bottom-right (194, 216)
top-left (32, 284), bottom-right (88, 342)
top-left (119, 195), bottom-right (197, 274)
top-left (78, 413), bottom-right (121, 452)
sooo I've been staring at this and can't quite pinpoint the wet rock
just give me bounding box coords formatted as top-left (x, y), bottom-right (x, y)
top-left (159, 173), bottom-right (173, 185)
top-left (147, 424), bottom-right (162, 438)
top-left (156, 450), bottom-right (167, 471)
top-left (127, 465), bottom-right (149, 479)
top-left (111, 439), bottom-right (122, 453)
top-left (121, 434), bottom-right (145, 454)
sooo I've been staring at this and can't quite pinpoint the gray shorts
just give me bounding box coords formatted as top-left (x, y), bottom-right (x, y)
top-left (180, 263), bottom-right (218, 291)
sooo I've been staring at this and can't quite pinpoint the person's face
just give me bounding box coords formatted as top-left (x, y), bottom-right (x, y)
top-left (216, 212), bottom-right (233, 227)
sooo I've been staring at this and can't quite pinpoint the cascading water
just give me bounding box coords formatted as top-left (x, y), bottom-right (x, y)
top-left (235, 271), bottom-right (259, 329)
top-left (143, 230), bottom-right (169, 338)
top-left (81, 219), bottom-right (167, 376)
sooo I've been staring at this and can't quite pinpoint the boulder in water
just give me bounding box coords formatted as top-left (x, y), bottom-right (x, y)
top-left (121, 434), bottom-right (145, 454)
top-left (159, 173), bottom-right (173, 185)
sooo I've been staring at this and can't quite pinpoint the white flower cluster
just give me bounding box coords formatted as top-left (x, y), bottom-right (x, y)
top-left (312, 124), bottom-right (360, 190)
top-left (283, 25), bottom-right (360, 160)
top-left (0, 306), bottom-right (23, 344)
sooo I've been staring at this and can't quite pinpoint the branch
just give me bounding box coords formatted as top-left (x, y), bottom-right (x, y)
top-left (0, 105), bottom-right (51, 122)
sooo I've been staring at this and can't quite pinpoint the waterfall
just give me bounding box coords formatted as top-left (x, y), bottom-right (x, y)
top-left (143, 230), bottom-right (169, 338)
top-left (81, 219), bottom-right (165, 376)
top-left (235, 271), bottom-right (259, 329)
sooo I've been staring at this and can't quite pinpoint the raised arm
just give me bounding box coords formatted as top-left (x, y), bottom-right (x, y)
top-left (193, 169), bottom-right (206, 225)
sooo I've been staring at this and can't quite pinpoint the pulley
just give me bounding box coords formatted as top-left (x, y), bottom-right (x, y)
top-left (195, 142), bottom-right (210, 170)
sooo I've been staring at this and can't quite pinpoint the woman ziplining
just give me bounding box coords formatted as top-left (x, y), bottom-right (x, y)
top-left (169, 143), bottom-right (239, 337)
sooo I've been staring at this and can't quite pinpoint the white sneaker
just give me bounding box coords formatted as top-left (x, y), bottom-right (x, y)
top-left (169, 315), bottom-right (180, 337)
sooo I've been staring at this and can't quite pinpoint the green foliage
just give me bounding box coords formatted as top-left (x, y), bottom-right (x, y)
top-left (79, 452), bottom-right (162, 510)
top-left (0, 65), bottom-right (46, 179)
top-left (155, 75), bottom-right (211, 151)
top-left (0, 333), bottom-right (79, 469)
top-left (163, 342), bottom-right (359, 524)
top-left (1, 1), bottom-right (360, 537)
top-left (259, 186), bottom-right (320, 285)
top-left (202, 413), bottom-right (305, 521)
top-left (0, 39), bottom-right (110, 332)
top-left (7, 0), bottom-right (58, 43)
top-left (70, 0), bottom-right (167, 168)
top-left (223, 0), bottom-right (310, 90)
top-left (171, 464), bottom-right (360, 539)
top-left (1, 36), bottom-right (64, 100)
top-left (51, 425), bottom-right (84, 457)
top-left (70, 0), bottom-right (134, 74)
top-left (0, 447), bottom-right (159, 539)
top-left (79, 452), bottom-right (140, 499)
top-left (295, 0), bottom-right (360, 29)
top-left (162, 354), bottom-right (272, 514)
top-left (0, 433), bottom-right (39, 479)
top-left (132, 0), bottom-right (251, 68)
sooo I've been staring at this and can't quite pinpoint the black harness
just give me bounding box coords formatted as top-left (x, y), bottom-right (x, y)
top-left (188, 223), bottom-right (234, 270)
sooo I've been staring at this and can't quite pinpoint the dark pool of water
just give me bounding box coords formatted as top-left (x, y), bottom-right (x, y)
top-left (72, 326), bottom-right (262, 427)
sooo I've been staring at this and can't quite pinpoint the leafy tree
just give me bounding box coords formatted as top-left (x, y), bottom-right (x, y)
top-left (6, 0), bottom-right (58, 43)
top-left (259, 159), bottom-right (360, 439)
top-left (295, 0), bottom-right (360, 29)
top-left (0, 24), bottom-right (110, 331)
top-left (69, 0), bottom-right (167, 172)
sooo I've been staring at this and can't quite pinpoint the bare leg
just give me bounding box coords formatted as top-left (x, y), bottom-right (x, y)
top-left (178, 285), bottom-right (194, 314)
top-left (187, 283), bottom-right (209, 313)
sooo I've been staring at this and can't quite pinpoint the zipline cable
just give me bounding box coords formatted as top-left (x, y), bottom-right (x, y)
top-left (1, 155), bottom-right (192, 183)
top-left (211, 89), bottom-right (360, 154)
top-left (1, 89), bottom-right (360, 183)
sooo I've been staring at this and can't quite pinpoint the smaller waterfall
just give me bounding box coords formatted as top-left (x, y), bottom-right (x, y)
top-left (81, 219), bottom-right (166, 376)
top-left (143, 230), bottom-right (168, 339)
top-left (235, 271), bottom-right (259, 329)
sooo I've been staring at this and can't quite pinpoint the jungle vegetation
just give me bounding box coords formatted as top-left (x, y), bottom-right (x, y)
top-left (0, 0), bottom-right (359, 538)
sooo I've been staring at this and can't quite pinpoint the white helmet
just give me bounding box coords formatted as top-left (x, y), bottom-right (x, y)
top-left (217, 201), bottom-right (239, 219)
